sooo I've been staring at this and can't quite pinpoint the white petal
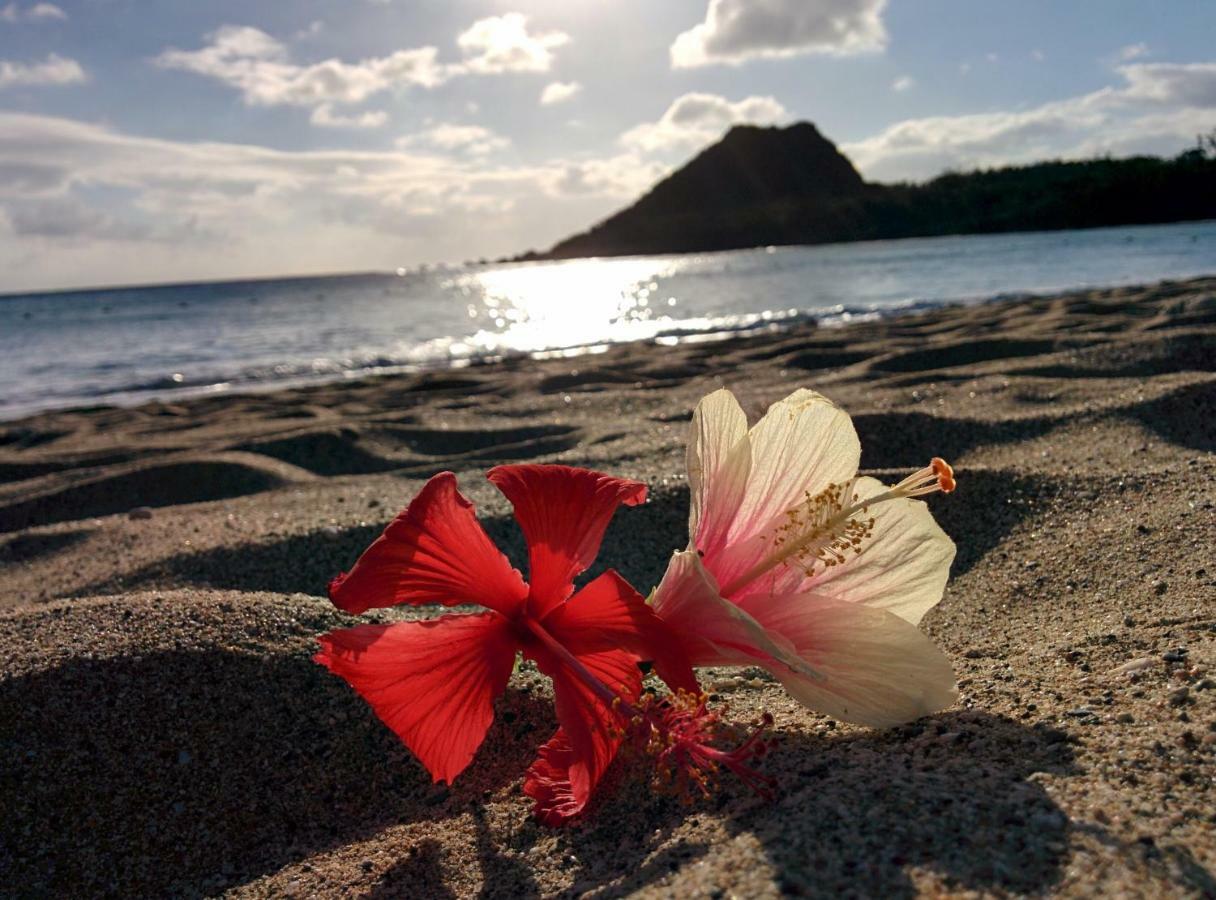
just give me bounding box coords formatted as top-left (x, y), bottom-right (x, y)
top-left (651, 550), bottom-right (823, 680)
top-left (802, 475), bottom-right (956, 626)
top-left (729, 389), bottom-right (860, 546)
top-left (744, 593), bottom-right (958, 728)
top-left (686, 389), bottom-right (751, 556)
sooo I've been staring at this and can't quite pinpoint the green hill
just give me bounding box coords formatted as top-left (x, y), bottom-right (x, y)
top-left (533, 123), bottom-right (1216, 260)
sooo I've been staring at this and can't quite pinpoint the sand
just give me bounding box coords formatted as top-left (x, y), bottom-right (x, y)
top-left (1, 276), bottom-right (1214, 898)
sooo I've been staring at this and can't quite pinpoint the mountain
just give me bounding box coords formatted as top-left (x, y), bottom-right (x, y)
top-left (532, 122), bottom-right (1216, 260)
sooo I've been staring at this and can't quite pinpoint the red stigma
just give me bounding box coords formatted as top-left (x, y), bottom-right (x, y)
top-left (632, 690), bottom-right (777, 803)
top-left (931, 457), bottom-right (956, 493)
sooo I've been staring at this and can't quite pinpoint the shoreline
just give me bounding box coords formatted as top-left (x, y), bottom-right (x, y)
top-left (4, 216), bottom-right (1213, 302)
top-left (5, 270), bottom-right (1214, 425)
top-left (2, 275), bottom-right (1214, 897)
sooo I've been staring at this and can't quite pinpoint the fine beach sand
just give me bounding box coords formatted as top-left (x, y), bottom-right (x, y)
top-left (2, 276), bottom-right (1214, 898)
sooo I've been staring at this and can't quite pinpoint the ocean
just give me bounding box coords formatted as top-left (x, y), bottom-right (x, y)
top-left (2, 220), bottom-right (1214, 422)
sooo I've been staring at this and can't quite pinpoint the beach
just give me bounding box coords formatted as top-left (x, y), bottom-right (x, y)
top-left (2, 276), bottom-right (1214, 896)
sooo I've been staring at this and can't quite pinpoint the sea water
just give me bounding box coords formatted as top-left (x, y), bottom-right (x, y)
top-left (1, 220), bottom-right (1213, 421)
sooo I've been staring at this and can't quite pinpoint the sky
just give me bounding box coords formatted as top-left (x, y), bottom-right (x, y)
top-left (1, 0), bottom-right (1215, 292)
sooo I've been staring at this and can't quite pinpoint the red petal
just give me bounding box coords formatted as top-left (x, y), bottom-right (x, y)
top-left (527, 645), bottom-right (641, 807)
top-left (315, 612), bottom-right (518, 784)
top-left (329, 471), bottom-right (528, 616)
top-left (545, 570), bottom-right (699, 695)
top-left (522, 729), bottom-right (583, 826)
top-left (487, 464), bottom-right (646, 617)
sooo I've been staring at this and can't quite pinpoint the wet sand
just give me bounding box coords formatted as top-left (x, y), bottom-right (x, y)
top-left (2, 276), bottom-right (1214, 897)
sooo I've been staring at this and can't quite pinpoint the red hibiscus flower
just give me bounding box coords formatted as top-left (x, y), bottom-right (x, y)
top-left (314, 464), bottom-right (697, 823)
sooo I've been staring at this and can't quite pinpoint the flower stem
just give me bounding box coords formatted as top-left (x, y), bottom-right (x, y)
top-left (522, 616), bottom-right (641, 720)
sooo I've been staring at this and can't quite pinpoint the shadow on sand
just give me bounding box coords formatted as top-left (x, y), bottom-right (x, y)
top-left (538, 711), bottom-right (1084, 899)
top-left (69, 467), bottom-right (1043, 603)
top-left (0, 630), bottom-right (1091, 899)
top-left (0, 648), bottom-right (550, 897)
top-left (11, 631), bottom-right (1209, 898)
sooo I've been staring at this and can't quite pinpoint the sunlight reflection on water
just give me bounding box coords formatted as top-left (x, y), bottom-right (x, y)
top-left (3, 220), bottom-right (1212, 419)
top-left (445, 257), bottom-right (688, 355)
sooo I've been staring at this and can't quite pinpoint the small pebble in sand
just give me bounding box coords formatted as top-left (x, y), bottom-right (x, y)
top-left (128, 506), bottom-right (153, 520)
top-left (1163, 648), bottom-right (1188, 663)
top-left (1168, 687), bottom-right (1190, 707)
top-left (1112, 657), bottom-right (1156, 676)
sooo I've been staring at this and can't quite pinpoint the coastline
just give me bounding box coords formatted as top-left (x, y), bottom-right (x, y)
top-left (2, 276), bottom-right (1214, 896)
top-left (5, 219), bottom-right (1215, 424)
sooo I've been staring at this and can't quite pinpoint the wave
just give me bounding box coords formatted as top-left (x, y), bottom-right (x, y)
top-left (2, 299), bottom-right (960, 421)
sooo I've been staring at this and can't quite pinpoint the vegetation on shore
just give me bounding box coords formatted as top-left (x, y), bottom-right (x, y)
top-left (530, 124), bottom-right (1216, 260)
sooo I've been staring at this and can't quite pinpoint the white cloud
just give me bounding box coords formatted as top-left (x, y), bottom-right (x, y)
top-left (843, 61), bottom-right (1216, 182)
top-left (892, 75), bottom-right (913, 92)
top-left (0, 2), bottom-right (66, 23)
top-left (552, 153), bottom-right (668, 198)
top-left (454, 13), bottom-right (569, 74)
top-left (540, 80), bottom-right (581, 106)
top-left (397, 124), bottom-right (511, 156)
top-left (0, 53), bottom-right (85, 88)
top-left (156, 17), bottom-right (570, 127)
top-left (0, 111), bottom-right (647, 290)
top-left (4, 195), bottom-right (156, 241)
top-left (295, 20), bottom-right (324, 40)
top-left (155, 26), bottom-right (443, 111)
top-left (620, 92), bottom-right (787, 154)
top-left (1118, 62), bottom-right (1216, 106)
top-left (1118, 42), bottom-right (1150, 62)
top-left (310, 104), bottom-right (388, 129)
top-left (671, 0), bottom-right (886, 68)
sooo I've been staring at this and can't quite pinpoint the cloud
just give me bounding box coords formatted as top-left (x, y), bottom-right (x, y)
top-left (0, 2), bottom-right (65, 23)
top-left (156, 17), bottom-right (570, 127)
top-left (397, 124), bottom-right (511, 156)
top-left (892, 75), bottom-right (913, 92)
top-left (551, 154), bottom-right (668, 198)
top-left (3, 195), bottom-right (155, 241)
top-left (0, 111), bottom-right (651, 290)
top-left (310, 104), bottom-right (389, 129)
top-left (155, 25), bottom-right (443, 112)
top-left (1118, 62), bottom-right (1216, 106)
top-left (295, 20), bottom-right (324, 40)
top-left (454, 13), bottom-right (569, 74)
top-left (842, 61), bottom-right (1216, 181)
top-left (671, 0), bottom-right (886, 68)
top-left (1118, 42), bottom-right (1149, 62)
top-left (620, 92), bottom-right (787, 154)
top-left (0, 53), bottom-right (85, 88)
top-left (540, 80), bottom-right (581, 106)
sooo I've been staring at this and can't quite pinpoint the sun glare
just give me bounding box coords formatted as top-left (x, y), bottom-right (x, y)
top-left (447, 258), bottom-right (683, 355)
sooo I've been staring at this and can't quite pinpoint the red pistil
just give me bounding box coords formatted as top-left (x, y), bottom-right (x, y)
top-left (526, 615), bottom-right (776, 804)
top-left (633, 690), bottom-right (777, 802)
